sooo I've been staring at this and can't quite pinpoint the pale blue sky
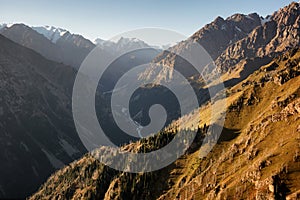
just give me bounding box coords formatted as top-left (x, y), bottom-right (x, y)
top-left (0, 0), bottom-right (295, 41)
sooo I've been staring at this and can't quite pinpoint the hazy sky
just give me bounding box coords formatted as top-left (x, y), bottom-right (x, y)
top-left (0, 0), bottom-right (295, 41)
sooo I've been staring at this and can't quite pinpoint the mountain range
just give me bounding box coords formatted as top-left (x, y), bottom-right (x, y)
top-left (30, 2), bottom-right (300, 200)
top-left (0, 24), bottom-right (152, 69)
top-left (0, 21), bottom-right (161, 198)
top-left (31, 47), bottom-right (299, 200)
top-left (141, 2), bottom-right (299, 85)
top-left (0, 1), bottom-right (299, 199)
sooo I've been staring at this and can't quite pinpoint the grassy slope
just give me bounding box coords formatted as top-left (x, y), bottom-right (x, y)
top-left (30, 49), bottom-right (300, 200)
top-left (158, 49), bottom-right (300, 200)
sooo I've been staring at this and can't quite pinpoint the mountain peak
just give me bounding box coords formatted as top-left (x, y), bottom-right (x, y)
top-left (117, 37), bottom-right (147, 45)
top-left (274, 1), bottom-right (299, 18)
top-left (31, 25), bottom-right (68, 43)
top-left (226, 13), bottom-right (261, 23)
top-left (213, 16), bottom-right (225, 25)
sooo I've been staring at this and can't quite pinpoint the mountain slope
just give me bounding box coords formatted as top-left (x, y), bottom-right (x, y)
top-left (29, 47), bottom-right (300, 199)
top-left (0, 34), bottom-right (87, 198)
top-left (0, 30), bottom-right (161, 198)
top-left (156, 48), bottom-right (300, 200)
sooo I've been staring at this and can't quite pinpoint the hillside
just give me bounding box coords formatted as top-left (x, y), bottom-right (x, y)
top-left (0, 34), bottom-right (87, 198)
top-left (30, 48), bottom-right (300, 199)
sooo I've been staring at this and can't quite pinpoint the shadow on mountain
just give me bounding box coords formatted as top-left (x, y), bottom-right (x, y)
top-left (217, 126), bottom-right (240, 143)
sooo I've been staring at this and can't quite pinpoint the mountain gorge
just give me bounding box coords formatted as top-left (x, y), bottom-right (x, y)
top-left (0, 23), bottom-right (161, 198)
top-left (28, 2), bottom-right (300, 200)
top-left (0, 1), bottom-right (299, 200)
top-left (30, 48), bottom-right (300, 199)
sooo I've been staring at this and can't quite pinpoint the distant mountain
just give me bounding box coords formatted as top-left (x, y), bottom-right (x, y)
top-left (0, 34), bottom-right (87, 198)
top-left (32, 26), bottom-right (68, 43)
top-left (0, 24), bottom-right (156, 69)
top-left (94, 38), bottom-right (115, 47)
top-left (94, 37), bottom-right (151, 53)
top-left (0, 24), bottom-right (95, 69)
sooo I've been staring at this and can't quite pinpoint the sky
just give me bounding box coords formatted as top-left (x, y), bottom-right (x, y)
top-left (0, 0), bottom-right (295, 42)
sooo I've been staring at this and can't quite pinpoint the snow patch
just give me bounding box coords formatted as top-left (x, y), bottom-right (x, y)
top-left (32, 26), bottom-right (68, 43)
top-left (0, 23), bottom-right (14, 30)
top-left (94, 36), bottom-right (171, 50)
top-left (94, 38), bottom-right (115, 47)
top-left (260, 15), bottom-right (272, 26)
top-left (245, 15), bottom-right (254, 20)
top-left (235, 26), bottom-right (242, 32)
top-left (117, 37), bottom-right (148, 49)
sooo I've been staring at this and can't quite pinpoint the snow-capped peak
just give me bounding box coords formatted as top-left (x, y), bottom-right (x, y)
top-left (94, 37), bottom-right (150, 51)
top-left (94, 36), bottom-right (175, 50)
top-left (31, 25), bottom-right (68, 43)
top-left (117, 37), bottom-right (146, 45)
top-left (94, 38), bottom-right (115, 47)
top-left (115, 37), bottom-right (150, 51)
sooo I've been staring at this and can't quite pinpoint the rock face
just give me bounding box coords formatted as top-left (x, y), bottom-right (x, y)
top-left (0, 34), bottom-right (87, 198)
top-left (140, 2), bottom-right (300, 84)
top-left (140, 12), bottom-right (263, 82)
top-left (214, 1), bottom-right (300, 74)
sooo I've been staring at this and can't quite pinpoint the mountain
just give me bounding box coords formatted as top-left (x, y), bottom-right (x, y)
top-left (0, 24), bottom-right (95, 69)
top-left (94, 37), bottom-right (175, 50)
top-left (29, 2), bottom-right (300, 200)
top-left (30, 48), bottom-right (300, 199)
top-left (0, 25), bottom-right (163, 197)
top-left (0, 23), bottom-right (158, 70)
top-left (139, 12), bottom-right (262, 82)
top-left (0, 34), bottom-right (88, 198)
top-left (32, 26), bottom-right (68, 43)
top-left (94, 37), bottom-right (151, 53)
top-left (140, 2), bottom-right (300, 85)
top-left (213, 1), bottom-right (300, 77)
